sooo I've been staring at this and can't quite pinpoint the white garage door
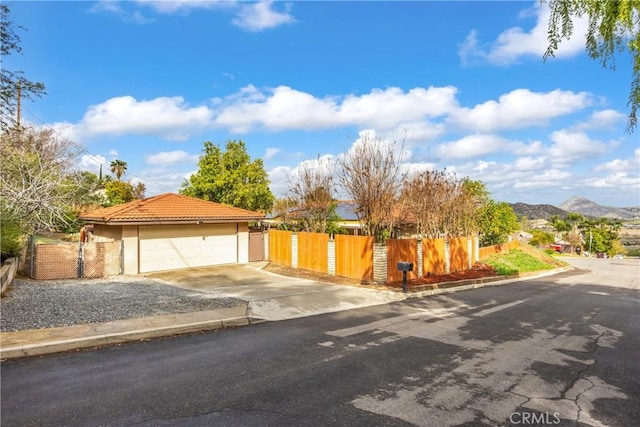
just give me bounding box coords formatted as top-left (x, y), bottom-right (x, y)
top-left (139, 224), bottom-right (237, 273)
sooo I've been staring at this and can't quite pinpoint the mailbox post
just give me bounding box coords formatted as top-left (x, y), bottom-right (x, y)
top-left (396, 262), bottom-right (414, 293)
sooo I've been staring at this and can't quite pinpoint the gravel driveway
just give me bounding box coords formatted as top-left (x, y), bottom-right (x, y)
top-left (0, 276), bottom-right (246, 332)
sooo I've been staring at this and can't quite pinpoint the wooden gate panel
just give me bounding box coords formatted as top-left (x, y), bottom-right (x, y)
top-left (249, 231), bottom-right (264, 262)
top-left (297, 232), bottom-right (329, 273)
top-left (335, 235), bottom-right (374, 281)
top-left (423, 238), bottom-right (446, 276)
top-left (387, 239), bottom-right (418, 282)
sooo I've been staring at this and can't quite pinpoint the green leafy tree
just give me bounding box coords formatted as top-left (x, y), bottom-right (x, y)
top-left (544, 0), bottom-right (639, 132)
top-left (1, 5), bottom-right (46, 131)
top-left (0, 204), bottom-right (23, 260)
top-left (477, 200), bottom-right (519, 246)
top-left (110, 159), bottom-right (127, 181)
top-left (105, 180), bottom-right (134, 205)
top-left (181, 140), bottom-right (275, 212)
top-left (529, 229), bottom-right (556, 247)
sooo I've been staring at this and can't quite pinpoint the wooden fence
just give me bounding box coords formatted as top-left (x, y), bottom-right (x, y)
top-left (449, 237), bottom-right (469, 272)
top-left (478, 240), bottom-right (519, 259)
top-left (297, 232), bottom-right (329, 273)
top-left (268, 230), bottom-right (292, 266)
top-left (335, 235), bottom-right (374, 281)
top-left (387, 239), bottom-right (418, 282)
top-left (267, 230), bottom-right (518, 284)
top-left (423, 238), bottom-right (446, 275)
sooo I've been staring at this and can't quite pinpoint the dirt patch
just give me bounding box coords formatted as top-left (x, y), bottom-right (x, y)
top-left (382, 262), bottom-right (499, 291)
top-left (263, 262), bottom-right (500, 292)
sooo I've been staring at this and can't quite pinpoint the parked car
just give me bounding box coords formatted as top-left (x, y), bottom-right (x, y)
top-left (613, 254), bottom-right (624, 260)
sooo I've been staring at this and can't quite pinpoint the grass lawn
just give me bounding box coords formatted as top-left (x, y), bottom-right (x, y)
top-left (483, 245), bottom-right (568, 276)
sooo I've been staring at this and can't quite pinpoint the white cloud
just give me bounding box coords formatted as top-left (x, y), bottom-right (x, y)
top-left (594, 148), bottom-right (640, 173)
top-left (135, 0), bottom-right (232, 14)
top-left (572, 109), bottom-right (626, 131)
top-left (79, 96), bottom-right (213, 141)
top-left (78, 154), bottom-right (108, 174)
top-left (547, 130), bottom-right (610, 166)
top-left (264, 147), bottom-right (281, 160)
top-left (268, 165), bottom-right (293, 197)
top-left (436, 134), bottom-right (507, 159)
top-left (213, 85), bottom-right (459, 133)
top-left (90, 1), bottom-right (154, 24)
top-left (459, 3), bottom-right (588, 66)
top-left (145, 150), bottom-right (199, 165)
top-left (584, 172), bottom-right (640, 190)
top-left (232, 1), bottom-right (295, 32)
top-left (452, 88), bottom-right (591, 132)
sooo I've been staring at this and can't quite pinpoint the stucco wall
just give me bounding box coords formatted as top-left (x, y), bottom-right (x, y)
top-left (92, 224), bottom-right (122, 241)
top-left (237, 222), bottom-right (249, 264)
top-left (122, 225), bottom-right (139, 275)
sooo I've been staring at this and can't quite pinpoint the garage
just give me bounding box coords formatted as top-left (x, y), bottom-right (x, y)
top-left (80, 193), bottom-right (265, 275)
top-left (139, 224), bottom-right (238, 273)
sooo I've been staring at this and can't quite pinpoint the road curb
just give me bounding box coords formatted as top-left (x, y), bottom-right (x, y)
top-left (402, 266), bottom-right (573, 299)
top-left (0, 316), bottom-right (251, 360)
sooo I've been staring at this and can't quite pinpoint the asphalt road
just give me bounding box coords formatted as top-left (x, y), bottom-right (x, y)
top-left (2, 257), bottom-right (638, 426)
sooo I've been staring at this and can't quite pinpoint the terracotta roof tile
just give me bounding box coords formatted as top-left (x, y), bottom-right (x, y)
top-left (80, 193), bottom-right (265, 223)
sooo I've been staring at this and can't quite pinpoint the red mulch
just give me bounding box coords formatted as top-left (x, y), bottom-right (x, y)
top-left (387, 263), bottom-right (499, 290)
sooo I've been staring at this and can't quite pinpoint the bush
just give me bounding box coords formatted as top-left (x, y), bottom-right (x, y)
top-left (1, 212), bottom-right (23, 261)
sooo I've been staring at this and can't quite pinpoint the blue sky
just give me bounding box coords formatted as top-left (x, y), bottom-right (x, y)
top-left (7, 0), bottom-right (639, 207)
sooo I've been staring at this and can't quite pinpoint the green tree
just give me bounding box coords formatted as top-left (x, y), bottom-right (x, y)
top-left (0, 5), bottom-right (46, 131)
top-left (529, 229), bottom-right (556, 247)
top-left (0, 204), bottom-right (23, 260)
top-left (105, 180), bottom-right (134, 205)
top-left (544, 0), bottom-right (639, 132)
top-left (110, 159), bottom-right (127, 181)
top-left (181, 140), bottom-right (275, 212)
top-left (477, 200), bottom-right (519, 246)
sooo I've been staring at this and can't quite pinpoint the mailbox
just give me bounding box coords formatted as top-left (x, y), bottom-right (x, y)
top-left (397, 262), bottom-right (414, 272)
top-left (396, 262), bottom-right (413, 293)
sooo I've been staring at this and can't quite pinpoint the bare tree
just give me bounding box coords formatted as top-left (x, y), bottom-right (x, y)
top-left (287, 157), bottom-right (335, 233)
top-left (0, 127), bottom-right (83, 233)
top-left (337, 134), bottom-right (405, 242)
top-left (401, 171), bottom-right (488, 238)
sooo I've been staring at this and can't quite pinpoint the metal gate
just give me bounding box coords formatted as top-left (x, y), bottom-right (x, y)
top-left (248, 230), bottom-right (264, 262)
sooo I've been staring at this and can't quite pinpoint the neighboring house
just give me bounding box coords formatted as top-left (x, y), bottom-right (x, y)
top-left (80, 193), bottom-right (264, 274)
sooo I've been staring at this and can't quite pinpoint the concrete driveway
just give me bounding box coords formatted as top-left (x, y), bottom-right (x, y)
top-left (146, 263), bottom-right (405, 321)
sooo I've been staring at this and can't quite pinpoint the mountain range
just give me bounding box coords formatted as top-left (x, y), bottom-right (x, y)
top-left (509, 196), bottom-right (640, 220)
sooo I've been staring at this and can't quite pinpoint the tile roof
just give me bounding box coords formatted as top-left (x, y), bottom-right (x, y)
top-left (80, 193), bottom-right (265, 224)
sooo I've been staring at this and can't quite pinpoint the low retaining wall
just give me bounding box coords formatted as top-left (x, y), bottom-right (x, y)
top-left (1, 257), bottom-right (20, 296)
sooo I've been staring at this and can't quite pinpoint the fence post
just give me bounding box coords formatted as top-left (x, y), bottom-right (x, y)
top-left (416, 240), bottom-right (423, 277)
top-left (373, 243), bottom-right (387, 284)
top-left (444, 237), bottom-right (451, 274)
top-left (264, 231), bottom-right (270, 262)
top-left (474, 235), bottom-right (480, 263)
top-left (467, 237), bottom-right (473, 269)
top-left (327, 238), bottom-right (336, 275)
top-left (291, 233), bottom-right (298, 269)
top-left (78, 242), bottom-right (84, 278)
top-left (29, 235), bottom-right (35, 279)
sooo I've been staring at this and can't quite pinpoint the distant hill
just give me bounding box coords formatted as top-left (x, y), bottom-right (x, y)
top-left (509, 203), bottom-right (569, 220)
top-left (559, 196), bottom-right (639, 219)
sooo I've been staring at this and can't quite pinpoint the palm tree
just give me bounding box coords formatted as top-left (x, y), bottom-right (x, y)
top-left (110, 159), bottom-right (127, 181)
